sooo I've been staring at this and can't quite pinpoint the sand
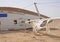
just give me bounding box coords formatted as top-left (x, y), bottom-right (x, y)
top-left (0, 29), bottom-right (60, 42)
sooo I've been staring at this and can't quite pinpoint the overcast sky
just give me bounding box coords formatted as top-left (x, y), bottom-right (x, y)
top-left (0, 0), bottom-right (60, 18)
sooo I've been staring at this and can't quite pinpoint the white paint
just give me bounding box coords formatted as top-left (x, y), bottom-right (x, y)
top-left (0, 10), bottom-right (40, 30)
top-left (24, 19), bottom-right (52, 33)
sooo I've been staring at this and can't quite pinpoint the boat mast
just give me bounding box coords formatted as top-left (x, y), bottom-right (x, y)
top-left (34, 2), bottom-right (41, 19)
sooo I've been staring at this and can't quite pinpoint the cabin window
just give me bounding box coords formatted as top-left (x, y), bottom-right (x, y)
top-left (28, 19), bottom-right (30, 21)
top-left (40, 20), bottom-right (47, 27)
top-left (14, 20), bottom-right (17, 24)
top-left (40, 18), bottom-right (42, 19)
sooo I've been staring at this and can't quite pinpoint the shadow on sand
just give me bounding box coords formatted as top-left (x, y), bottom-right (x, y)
top-left (0, 28), bottom-right (60, 39)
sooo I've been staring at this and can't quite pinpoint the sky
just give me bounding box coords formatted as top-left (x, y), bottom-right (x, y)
top-left (0, 0), bottom-right (60, 18)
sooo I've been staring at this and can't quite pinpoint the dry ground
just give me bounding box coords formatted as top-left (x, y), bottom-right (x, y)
top-left (0, 29), bottom-right (60, 42)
